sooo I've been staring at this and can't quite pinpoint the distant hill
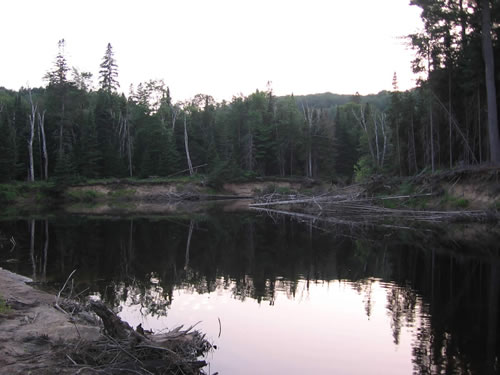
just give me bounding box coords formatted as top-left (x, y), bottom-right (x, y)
top-left (285, 91), bottom-right (391, 110)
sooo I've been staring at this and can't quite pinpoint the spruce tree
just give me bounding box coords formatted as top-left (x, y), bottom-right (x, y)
top-left (99, 43), bottom-right (120, 92)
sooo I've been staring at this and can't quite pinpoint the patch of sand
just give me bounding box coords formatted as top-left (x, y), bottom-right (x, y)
top-left (0, 268), bottom-right (99, 374)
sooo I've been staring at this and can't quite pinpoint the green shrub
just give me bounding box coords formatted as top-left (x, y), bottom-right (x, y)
top-left (0, 295), bottom-right (11, 314)
top-left (440, 193), bottom-right (469, 209)
top-left (108, 189), bottom-right (136, 199)
top-left (354, 156), bottom-right (374, 183)
top-left (0, 184), bottom-right (18, 204)
top-left (276, 186), bottom-right (292, 195)
top-left (455, 198), bottom-right (469, 208)
top-left (66, 189), bottom-right (102, 202)
top-left (382, 199), bottom-right (398, 209)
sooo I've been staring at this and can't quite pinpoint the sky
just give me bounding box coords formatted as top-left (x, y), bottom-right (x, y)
top-left (1, 0), bottom-right (423, 102)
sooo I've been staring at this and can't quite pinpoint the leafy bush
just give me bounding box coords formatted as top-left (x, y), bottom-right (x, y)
top-left (455, 198), bottom-right (469, 208)
top-left (66, 189), bottom-right (103, 202)
top-left (0, 184), bottom-right (18, 204)
top-left (440, 193), bottom-right (469, 209)
top-left (276, 186), bottom-right (292, 195)
top-left (354, 156), bottom-right (374, 183)
top-left (0, 295), bottom-right (11, 314)
top-left (108, 189), bottom-right (136, 199)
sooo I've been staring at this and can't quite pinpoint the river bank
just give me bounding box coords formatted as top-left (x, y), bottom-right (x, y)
top-left (0, 267), bottom-right (212, 374)
top-left (0, 167), bottom-right (498, 217)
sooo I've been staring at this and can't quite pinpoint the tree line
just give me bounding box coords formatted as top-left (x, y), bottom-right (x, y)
top-left (0, 1), bottom-right (499, 185)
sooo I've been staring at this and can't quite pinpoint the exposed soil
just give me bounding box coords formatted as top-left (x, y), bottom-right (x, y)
top-left (0, 268), bottom-right (212, 375)
top-left (222, 181), bottom-right (303, 196)
top-left (363, 166), bottom-right (500, 210)
top-left (0, 268), bottom-right (100, 374)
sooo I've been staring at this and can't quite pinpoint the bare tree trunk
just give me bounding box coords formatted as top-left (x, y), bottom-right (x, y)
top-left (127, 119), bottom-right (133, 177)
top-left (374, 114), bottom-right (380, 168)
top-left (353, 105), bottom-right (377, 167)
top-left (42, 220), bottom-right (49, 282)
top-left (449, 73), bottom-right (453, 168)
top-left (184, 115), bottom-right (194, 176)
top-left (430, 98), bottom-right (435, 172)
top-left (171, 106), bottom-right (178, 130)
top-left (433, 92), bottom-right (478, 163)
top-left (411, 114), bottom-right (418, 173)
top-left (479, 88), bottom-right (483, 163)
top-left (379, 113), bottom-right (388, 169)
top-left (27, 90), bottom-right (37, 182)
top-left (117, 110), bottom-right (133, 177)
top-left (396, 120), bottom-right (402, 176)
top-left (37, 111), bottom-right (48, 180)
top-left (30, 220), bottom-right (36, 280)
top-left (481, 0), bottom-right (500, 164)
top-left (302, 103), bottom-right (314, 178)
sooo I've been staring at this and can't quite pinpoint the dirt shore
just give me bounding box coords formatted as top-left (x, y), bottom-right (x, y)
top-left (0, 268), bottom-right (100, 374)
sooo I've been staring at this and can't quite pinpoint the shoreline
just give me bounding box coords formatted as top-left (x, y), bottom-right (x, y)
top-left (0, 267), bottom-right (212, 375)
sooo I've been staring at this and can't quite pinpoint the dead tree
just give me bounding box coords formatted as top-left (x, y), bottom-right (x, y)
top-left (37, 110), bottom-right (48, 180)
top-left (353, 105), bottom-right (388, 170)
top-left (377, 113), bottom-right (388, 169)
top-left (353, 105), bottom-right (375, 167)
top-left (27, 89), bottom-right (37, 182)
top-left (171, 104), bottom-right (179, 130)
top-left (118, 108), bottom-right (133, 177)
top-left (301, 103), bottom-right (314, 178)
top-left (184, 114), bottom-right (194, 176)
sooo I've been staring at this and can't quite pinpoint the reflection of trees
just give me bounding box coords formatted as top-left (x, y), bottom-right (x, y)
top-left (385, 285), bottom-right (417, 345)
top-left (112, 274), bottom-right (172, 317)
top-left (352, 278), bottom-right (375, 319)
top-left (1, 216), bottom-right (499, 374)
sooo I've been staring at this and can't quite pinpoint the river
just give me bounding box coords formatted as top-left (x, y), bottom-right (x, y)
top-left (0, 204), bottom-right (499, 374)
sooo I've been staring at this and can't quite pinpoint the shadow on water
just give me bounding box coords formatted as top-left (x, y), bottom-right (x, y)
top-left (0, 208), bottom-right (499, 374)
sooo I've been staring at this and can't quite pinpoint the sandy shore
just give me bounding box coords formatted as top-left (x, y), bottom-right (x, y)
top-left (0, 268), bottom-right (100, 374)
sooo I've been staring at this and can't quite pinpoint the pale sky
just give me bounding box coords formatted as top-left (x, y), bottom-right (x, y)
top-left (1, 0), bottom-right (422, 102)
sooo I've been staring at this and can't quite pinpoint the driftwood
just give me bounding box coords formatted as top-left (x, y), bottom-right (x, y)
top-left (48, 299), bottom-right (212, 375)
top-left (250, 191), bottom-right (499, 228)
top-left (49, 271), bottom-right (212, 375)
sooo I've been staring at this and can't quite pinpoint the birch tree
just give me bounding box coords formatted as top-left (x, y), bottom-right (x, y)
top-left (118, 105), bottom-right (133, 177)
top-left (27, 89), bottom-right (37, 182)
top-left (37, 110), bottom-right (48, 180)
top-left (353, 104), bottom-right (389, 170)
top-left (301, 103), bottom-right (314, 178)
top-left (184, 114), bottom-right (194, 176)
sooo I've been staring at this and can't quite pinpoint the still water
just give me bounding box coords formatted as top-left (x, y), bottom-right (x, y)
top-left (0, 206), bottom-right (499, 374)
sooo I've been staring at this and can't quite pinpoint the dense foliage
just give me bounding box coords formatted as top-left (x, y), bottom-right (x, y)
top-left (1, 1), bottom-right (499, 186)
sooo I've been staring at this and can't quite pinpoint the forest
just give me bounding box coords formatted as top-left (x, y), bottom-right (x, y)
top-left (0, 0), bottom-right (499, 187)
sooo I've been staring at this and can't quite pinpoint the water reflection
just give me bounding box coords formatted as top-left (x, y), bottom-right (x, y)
top-left (0, 212), bottom-right (499, 374)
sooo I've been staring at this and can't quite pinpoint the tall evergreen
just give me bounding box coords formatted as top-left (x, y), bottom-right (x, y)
top-left (99, 43), bottom-right (120, 93)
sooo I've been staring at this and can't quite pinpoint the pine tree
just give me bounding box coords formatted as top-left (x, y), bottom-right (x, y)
top-left (45, 39), bottom-right (70, 87)
top-left (99, 43), bottom-right (120, 92)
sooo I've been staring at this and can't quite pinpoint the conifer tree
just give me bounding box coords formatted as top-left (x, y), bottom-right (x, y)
top-left (99, 43), bottom-right (120, 93)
